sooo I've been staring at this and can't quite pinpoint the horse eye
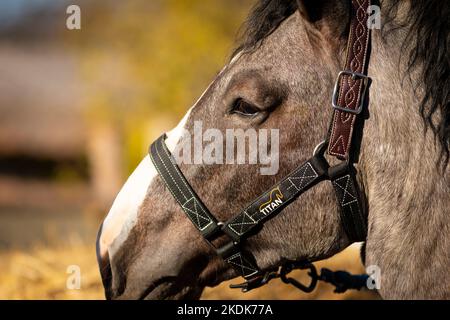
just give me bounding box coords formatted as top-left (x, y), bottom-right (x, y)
top-left (231, 99), bottom-right (260, 117)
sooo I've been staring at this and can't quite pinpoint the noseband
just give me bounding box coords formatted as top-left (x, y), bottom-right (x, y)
top-left (150, 0), bottom-right (372, 293)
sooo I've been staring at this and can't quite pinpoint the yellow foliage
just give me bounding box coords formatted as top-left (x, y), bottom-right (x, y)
top-left (67, 0), bottom-right (254, 172)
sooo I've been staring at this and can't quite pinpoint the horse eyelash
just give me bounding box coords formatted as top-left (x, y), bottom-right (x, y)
top-left (229, 98), bottom-right (261, 117)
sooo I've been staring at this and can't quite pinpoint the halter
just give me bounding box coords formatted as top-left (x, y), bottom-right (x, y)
top-left (149, 0), bottom-right (372, 293)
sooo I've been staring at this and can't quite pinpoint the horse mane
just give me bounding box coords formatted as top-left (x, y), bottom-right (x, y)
top-left (232, 0), bottom-right (298, 56)
top-left (389, 1), bottom-right (449, 168)
top-left (233, 0), bottom-right (449, 168)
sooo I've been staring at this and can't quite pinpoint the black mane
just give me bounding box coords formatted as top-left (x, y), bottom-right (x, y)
top-left (394, 1), bottom-right (449, 168)
top-left (234, 0), bottom-right (449, 167)
top-left (233, 0), bottom-right (297, 55)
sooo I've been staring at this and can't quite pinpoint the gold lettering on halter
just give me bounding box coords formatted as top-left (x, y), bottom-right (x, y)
top-left (259, 187), bottom-right (284, 216)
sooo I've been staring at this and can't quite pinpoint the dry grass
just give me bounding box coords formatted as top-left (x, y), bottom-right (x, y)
top-left (0, 243), bottom-right (103, 300)
top-left (0, 243), bottom-right (379, 300)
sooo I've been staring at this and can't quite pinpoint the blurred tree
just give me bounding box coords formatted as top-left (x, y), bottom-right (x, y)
top-left (65, 0), bottom-right (252, 175)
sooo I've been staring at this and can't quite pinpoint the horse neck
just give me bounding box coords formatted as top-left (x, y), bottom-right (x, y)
top-left (359, 12), bottom-right (449, 299)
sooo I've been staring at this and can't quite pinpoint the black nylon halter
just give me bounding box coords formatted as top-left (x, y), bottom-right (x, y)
top-left (150, 135), bottom-right (367, 291)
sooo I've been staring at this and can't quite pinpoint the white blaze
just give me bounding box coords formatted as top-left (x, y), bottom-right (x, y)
top-left (99, 109), bottom-right (192, 258)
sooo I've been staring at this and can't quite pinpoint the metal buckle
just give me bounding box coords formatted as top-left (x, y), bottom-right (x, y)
top-left (331, 70), bottom-right (370, 115)
top-left (229, 270), bottom-right (279, 292)
top-left (229, 261), bottom-right (319, 293)
top-left (313, 140), bottom-right (328, 157)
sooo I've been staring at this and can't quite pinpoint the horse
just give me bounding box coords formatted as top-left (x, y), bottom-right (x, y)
top-left (96, 0), bottom-right (449, 299)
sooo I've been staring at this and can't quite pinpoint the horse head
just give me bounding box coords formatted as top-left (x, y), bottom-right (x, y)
top-left (97, 0), bottom-right (450, 299)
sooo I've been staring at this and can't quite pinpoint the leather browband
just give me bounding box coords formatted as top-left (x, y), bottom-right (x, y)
top-left (328, 0), bottom-right (371, 160)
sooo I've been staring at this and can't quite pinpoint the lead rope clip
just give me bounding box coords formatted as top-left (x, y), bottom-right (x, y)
top-left (279, 262), bottom-right (318, 293)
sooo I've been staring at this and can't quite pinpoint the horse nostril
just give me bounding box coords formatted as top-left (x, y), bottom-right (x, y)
top-left (96, 223), bottom-right (113, 299)
top-left (100, 260), bottom-right (113, 300)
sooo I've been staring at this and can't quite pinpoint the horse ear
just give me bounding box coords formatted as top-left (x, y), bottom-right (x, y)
top-left (296, 0), bottom-right (349, 34)
top-left (296, 0), bottom-right (324, 23)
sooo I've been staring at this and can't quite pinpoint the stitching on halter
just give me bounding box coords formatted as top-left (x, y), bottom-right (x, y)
top-left (227, 252), bottom-right (258, 278)
top-left (228, 211), bottom-right (257, 236)
top-left (333, 174), bottom-right (358, 207)
top-left (154, 140), bottom-right (189, 202)
top-left (287, 162), bottom-right (318, 191)
top-left (182, 197), bottom-right (213, 231)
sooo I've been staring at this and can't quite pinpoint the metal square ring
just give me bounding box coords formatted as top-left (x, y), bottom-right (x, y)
top-left (331, 70), bottom-right (370, 115)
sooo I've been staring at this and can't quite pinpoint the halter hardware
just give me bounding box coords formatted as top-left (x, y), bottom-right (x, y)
top-left (332, 70), bottom-right (370, 115)
top-left (228, 261), bottom-right (369, 294)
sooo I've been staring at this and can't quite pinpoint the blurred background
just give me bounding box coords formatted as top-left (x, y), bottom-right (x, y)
top-left (0, 0), bottom-right (378, 299)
